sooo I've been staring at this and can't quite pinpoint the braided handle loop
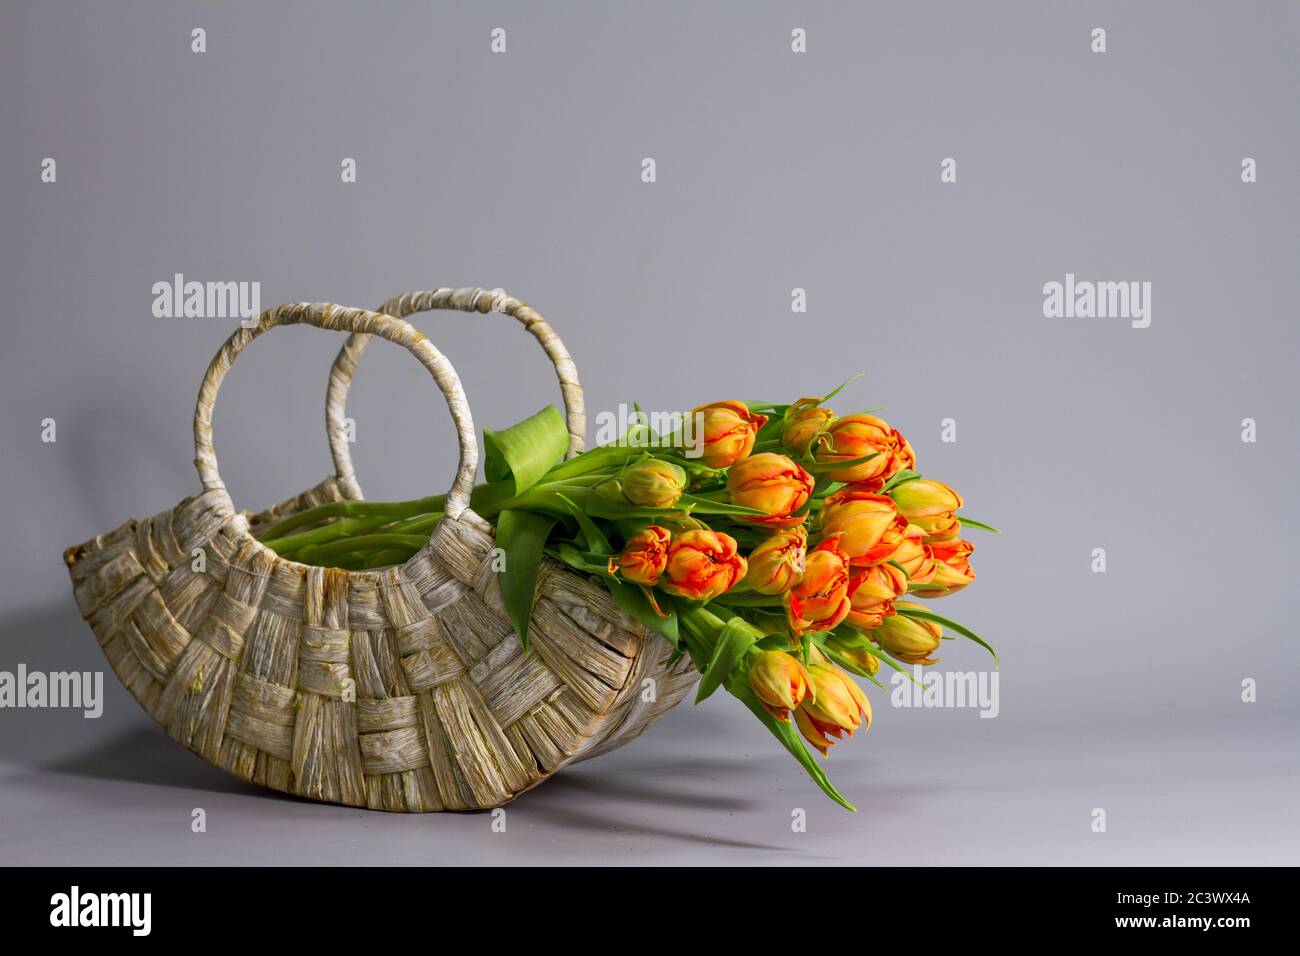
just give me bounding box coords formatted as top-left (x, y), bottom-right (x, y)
top-left (195, 302), bottom-right (478, 520)
top-left (327, 287), bottom-right (583, 500)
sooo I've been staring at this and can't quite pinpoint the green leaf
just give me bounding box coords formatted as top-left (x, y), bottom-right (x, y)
top-left (546, 543), bottom-right (611, 576)
top-left (897, 606), bottom-right (1000, 666)
top-left (554, 493), bottom-right (613, 555)
top-left (695, 617), bottom-right (760, 704)
top-left (495, 509), bottom-right (558, 649)
top-left (726, 676), bottom-right (856, 812)
top-left (958, 516), bottom-right (1000, 533)
top-left (675, 493), bottom-right (768, 516)
top-left (819, 372), bottom-right (864, 404)
top-left (880, 469), bottom-right (922, 494)
top-left (804, 452), bottom-right (879, 475)
top-left (483, 405), bottom-right (569, 494)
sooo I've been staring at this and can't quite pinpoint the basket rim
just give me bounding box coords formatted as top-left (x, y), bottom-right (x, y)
top-left (220, 488), bottom-right (488, 582)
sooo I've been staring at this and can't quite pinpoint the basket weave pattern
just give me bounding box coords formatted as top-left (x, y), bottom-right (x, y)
top-left (64, 298), bottom-right (697, 811)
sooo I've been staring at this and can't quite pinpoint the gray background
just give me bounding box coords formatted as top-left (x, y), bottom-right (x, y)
top-left (2, 1), bottom-right (1297, 865)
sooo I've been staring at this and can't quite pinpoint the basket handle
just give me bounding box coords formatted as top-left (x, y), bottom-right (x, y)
top-left (195, 302), bottom-right (478, 520)
top-left (326, 287), bottom-right (583, 501)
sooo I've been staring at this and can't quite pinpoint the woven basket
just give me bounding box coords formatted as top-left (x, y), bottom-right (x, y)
top-left (64, 293), bottom-right (697, 811)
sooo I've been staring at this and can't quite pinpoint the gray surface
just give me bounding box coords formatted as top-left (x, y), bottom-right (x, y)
top-left (1, 1), bottom-right (1298, 865)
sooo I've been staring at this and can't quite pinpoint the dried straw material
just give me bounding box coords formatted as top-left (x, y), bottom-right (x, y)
top-left (328, 287), bottom-right (587, 500)
top-left (64, 299), bottom-right (696, 811)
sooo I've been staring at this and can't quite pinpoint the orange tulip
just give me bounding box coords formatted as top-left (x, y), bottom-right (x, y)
top-left (726, 452), bottom-right (814, 528)
top-left (609, 525), bottom-right (671, 586)
top-left (689, 400), bottom-right (767, 468)
top-left (925, 539), bottom-right (975, 596)
top-left (660, 529), bottom-right (748, 601)
top-left (781, 400), bottom-right (835, 456)
top-left (890, 524), bottom-right (937, 584)
top-left (794, 664), bottom-right (871, 756)
top-left (872, 602), bottom-right (942, 665)
top-left (889, 478), bottom-right (962, 542)
top-left (817, 487), bottom-right (908, 567)
top-left (744, 527), bottom-right (807, 595)
top-left (748, 650), bottom-right (813, 721)
top-left (815, 414), bottom-right (914, 483)
top-left (845, 562), bottom-right (908, 630)
top-left (787, 535), bottom-right (852, 635)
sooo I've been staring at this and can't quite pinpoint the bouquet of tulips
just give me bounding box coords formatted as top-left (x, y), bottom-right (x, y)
top-left (257, 385), bottom-right (995, 809)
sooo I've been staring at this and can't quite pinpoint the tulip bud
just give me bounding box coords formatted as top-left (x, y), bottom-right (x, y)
top-left (825, 636), bottom-right (882, 677)
top-left (727, 452), bottom-right (814, 528)
top-left (845, 562), bottom-right (907, 630)
top-left (745, 527), bottom-right (806, 595)
top-left (621, 458), bottom-right (687, 508)
top-left (925, 539), bottom-right (975, 597)
top-left (815, 414), bottom-right (915, 484)
top-left (872, 602), bottom-right (942, 665)
top-left (748, 650), bottom-right (813, 721)
top-left (787, 535), bottom-right (852, 635)
top-left (609, 525), bottom-right (671, 586)
top-left (689, 401), bottom-right (767, 468)
top-left (889, 478), bottom-right (962, 541)
top-left (660, 529), bottom-right (748, 601)
top-left (817, 487), bottom-right (907, 567)
top-left (781, 400), bottom-right (835, 456)
top-left (794, 664), bottom-right (871, 756)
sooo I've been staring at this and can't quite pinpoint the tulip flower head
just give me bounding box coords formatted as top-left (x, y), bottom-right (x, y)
top-left (745, 527), bottom-right (807, 595)
top-left (781, 400), bottom-right (836, 457)
top-left (787, 534), bottom-right (853, 635)
top-left (726, 452), bottom-right (814, 528)
top-left (846, 561), bottom-right (908, 630)
top-left (609, 525), bottom-right (671, 586)
top-left (748, 650), bottom-right (813, 722)
top-left (889, 524), bottom-right (937, 584)
top-left (818, 487), bottom-right (908, 567)
top-left (816, 414), bottom-right (915, 484)
top-left (794, 664), bottom-right (872, 756)
top-left (660, 529), bottom-right (748, 601)
top-left (824, 636), bottom-right (882, 676)
top-left (925, 539), bottom-right (975, 596)
top-left (889, 478), bottom-right (963, 542)
top-left (689, 401), bottom-right (767, 468)
top-left (621, 458), bottom-right (687, 508)
top-left (872, 602), bottom-right (943, 665)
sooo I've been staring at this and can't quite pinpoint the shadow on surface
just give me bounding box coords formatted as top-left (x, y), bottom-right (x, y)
top-left (41, 726), bottom-right (264, 798)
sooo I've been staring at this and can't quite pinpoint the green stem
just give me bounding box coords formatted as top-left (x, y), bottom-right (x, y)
top-left (297, 533), bottom-right (429, 563)
top-left (259, 495), bottom-right (445, 542)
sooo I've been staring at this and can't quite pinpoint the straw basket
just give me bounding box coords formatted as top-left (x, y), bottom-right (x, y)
top-left (64, 292), bottom-right (697, 811)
